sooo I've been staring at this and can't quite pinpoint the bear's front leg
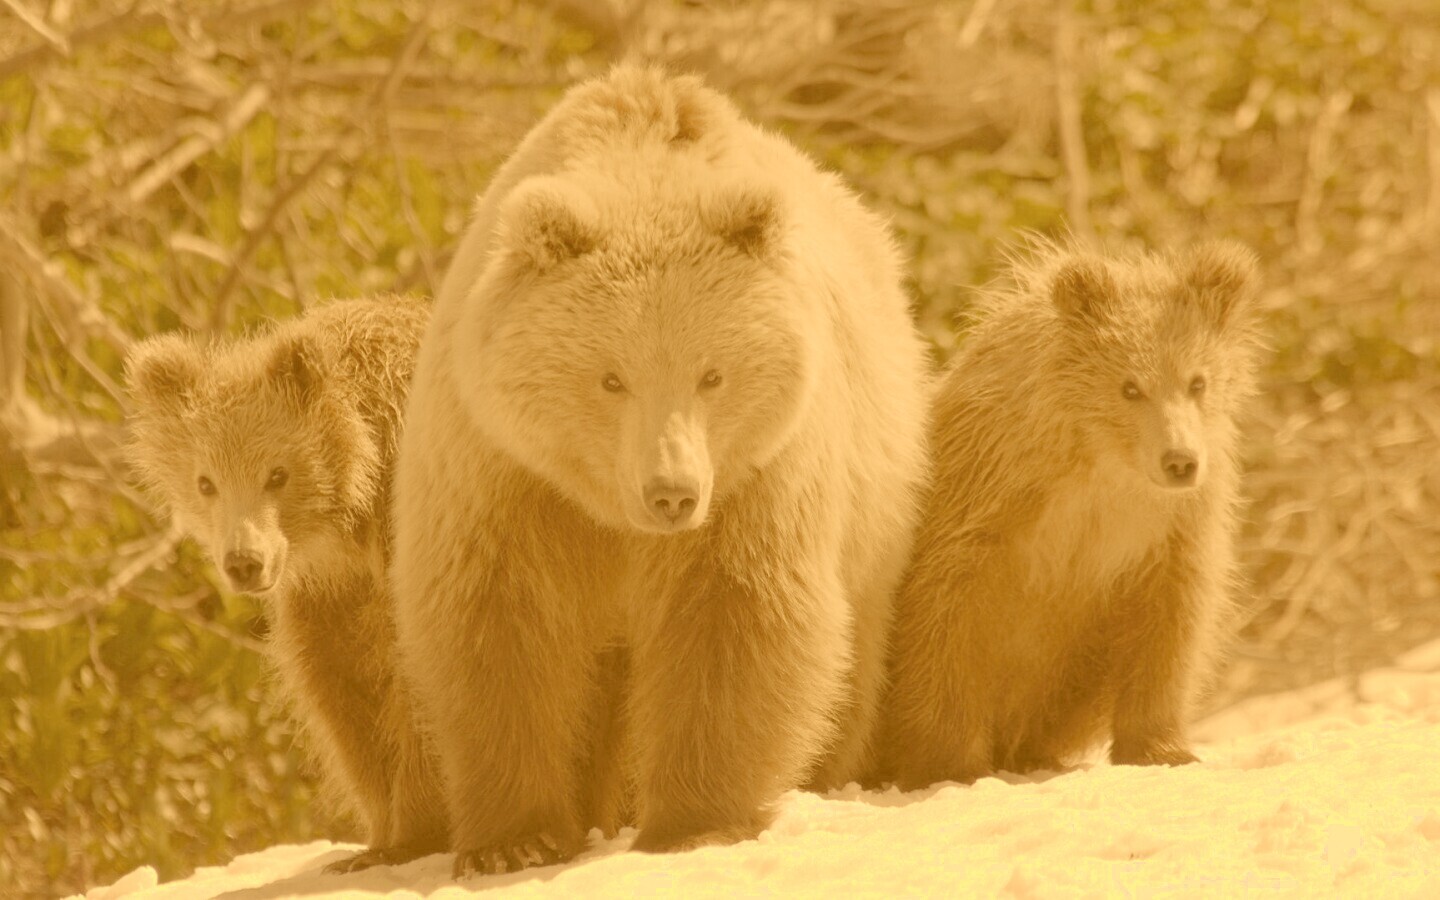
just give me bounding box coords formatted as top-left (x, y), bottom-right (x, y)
top-left (393, 481), bottom-right (605, 878)
top-left (267, 575), bottom-right (399, 867)
top-left (379, 689), bottom-right (449, 861)
top-left (627, 513), bottom-right (850, 852)
top-left (883, 563), bottom-right (1005, 790)
top-left (318, 614), bottom-right (449, 875)
top-left (1107, 535), bottom-right (1216, 768)
top-left (580, 644), bottom-right (633, 838)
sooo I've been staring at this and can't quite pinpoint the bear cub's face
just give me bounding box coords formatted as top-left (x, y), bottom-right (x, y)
top-left (127, 334), bottom-right (351, 595)
top-left (455, 175), bottom-right (818, 534)
top-left (1050, 242), bottom-right (1261, 492)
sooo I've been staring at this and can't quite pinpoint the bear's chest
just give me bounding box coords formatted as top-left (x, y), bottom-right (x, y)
top-left (1017, 465), bottom-right (1173, 598)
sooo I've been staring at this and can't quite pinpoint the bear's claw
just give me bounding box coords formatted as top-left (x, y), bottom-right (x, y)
top-left (1110, 741), bottom-right (1200, 768)
top-left (452, 831), bottom-right (573, 879)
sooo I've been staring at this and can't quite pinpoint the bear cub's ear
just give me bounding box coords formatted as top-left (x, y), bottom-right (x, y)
top-left (499, 180), bottom-right (601, 273)
top-left (1051, 255), bottom-right (1119, 323)
top-left (1182, 240), bottom-right (1260, 329)
top-left (705, 187), bottom-right (782, 259)
top-left (126, 334), bottom-right (203, 412)
top-left (267, 332), bottom-right (324, 406)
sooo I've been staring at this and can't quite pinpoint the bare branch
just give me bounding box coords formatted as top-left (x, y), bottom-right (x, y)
top-left (1295, 89), bottom-right (1354, 256)
top-left (0, 527), bottom-right (184, 629)
top-left (0, 0), bottom-right (70, 54)
top-left (0, 234), bottom-right (120, 470)
top-left (384, 112), bottom-right (439, 299)
top-left (208, 13), bottom-right (435, 331)
top-left (958, 0), bottom-right (999, 47)
top-left (0, 0), bottom-right (324, 81)
top-left (1425, 87), bottom-right (1440, 232)
top-left (125, 82), bottom-right (273, 206)
top-left (535, 0), bottom-right (641, 52)
top-left (1053, 8), bottom-right (1094, 242)
top-left (0, 271), bottom-right (26, 421)
top-left (0, 216), bottom-right (131, 350)
top-left (146, 588), bottom-right (268, 654)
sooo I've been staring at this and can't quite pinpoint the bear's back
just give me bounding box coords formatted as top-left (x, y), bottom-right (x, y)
top-left (291, 295), bottom-right (429, 462)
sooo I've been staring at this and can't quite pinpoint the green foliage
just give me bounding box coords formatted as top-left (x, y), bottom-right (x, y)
top-left (0, 565), bottom-right (316, 893)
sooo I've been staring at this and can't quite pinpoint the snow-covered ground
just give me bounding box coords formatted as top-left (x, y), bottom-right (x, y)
top-left (82, 641), bottom-right (1440, 900)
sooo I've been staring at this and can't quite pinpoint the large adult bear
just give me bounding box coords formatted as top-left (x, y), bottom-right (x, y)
top-left (392, 64), bottom-right (930, 877)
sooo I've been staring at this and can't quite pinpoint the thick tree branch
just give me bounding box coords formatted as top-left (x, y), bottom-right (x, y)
top-left (0, 0), bottom-right (69, 54)
top-left (125, 82), bottom-right (273, 206)
top-left (1053, 9), bottom-right (1093, 242)
top-left (0, 0), bottom-right (323, 81)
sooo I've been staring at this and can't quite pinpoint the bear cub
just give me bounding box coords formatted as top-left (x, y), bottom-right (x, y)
top-left (884, 240), bottom-right (1264, 788)
top-left (126, 296), bottom-right (446, 872)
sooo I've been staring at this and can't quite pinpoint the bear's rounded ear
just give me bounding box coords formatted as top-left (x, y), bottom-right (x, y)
top-left (267, 332), bottom-right (323, 406)
top-left (667, 77), bottom-right (718, 144)
top-left (1182, 240), bottom-right (1260, 329)
top-left (1051, 256), bottom-right (1118, 323)
top-left (498, 180), bottom-right (601, 273)
top-left (705, 187), bottom-right (782, 259)
top-left (126, 334), bottom-right (203, 412)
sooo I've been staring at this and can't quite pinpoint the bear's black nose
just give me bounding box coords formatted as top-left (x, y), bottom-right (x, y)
top-left (644, 479), bottom-right (699, 528)
top-left (224, 550), bottom-right (264, 590)
top-left (1162, 450), bottom-right (1199, 486)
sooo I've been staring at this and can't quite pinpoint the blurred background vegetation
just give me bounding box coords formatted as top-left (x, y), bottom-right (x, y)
top-left (1, 0), bottom-right (1436, 895)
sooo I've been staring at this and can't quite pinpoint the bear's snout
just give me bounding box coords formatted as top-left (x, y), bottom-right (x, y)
top-left (224, 549), bottom-right (267, 592)
top-left (1146, 399), bottom-right (1206, 491)
top-left (1160, 449), bottom-right (1200, 488)
top-left (625, 402), bottom-right (713, 533)
top-left (644, 478), bottom-right (700, 530)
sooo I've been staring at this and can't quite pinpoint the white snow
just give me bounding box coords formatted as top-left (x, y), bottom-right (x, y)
top-left (79, 642), bottom-right (1440, 899)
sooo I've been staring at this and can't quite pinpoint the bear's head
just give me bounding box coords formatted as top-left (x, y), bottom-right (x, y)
top-left (450, 169), bottom-right (821, 534)
top-left (126, 328), bottom-right (379, 595)
top-left (1048, 241), bottom-right (1263, 492)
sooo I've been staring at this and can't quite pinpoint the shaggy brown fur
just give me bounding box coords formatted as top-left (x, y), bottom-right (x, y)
top-left (125, 296), bottom-right (446, 871)
top-left (393, 65), bottom-right (930, 877)
top-left (883, 241), bottom-right (1264, 789)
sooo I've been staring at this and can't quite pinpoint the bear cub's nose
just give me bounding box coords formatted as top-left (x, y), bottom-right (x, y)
top-left (645, 479), bottom-right (699, 528)
top-left (1161, 450), bottom-right (1199, 487)
top-left (224, 550), bottom-right (265, 590)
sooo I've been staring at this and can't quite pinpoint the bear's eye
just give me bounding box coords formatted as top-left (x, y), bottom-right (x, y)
top-left (700, 370), bottom-right (722, 389)
top-left (1189, 376), bottom-right (1207, 396)
top-left (197, 476), bottom-right (216, 497)
top-left (601, 373), bottom-right (626, 394)
top-left (1122, 381), bottom-right (1144, 401)
top-left (266, 467), bottom-right (289, 490)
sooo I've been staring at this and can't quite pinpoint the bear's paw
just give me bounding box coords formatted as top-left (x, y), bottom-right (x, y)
top-left (1109, 739), bottom-right (1200, 768)
top-left (451, 830), bottom-right (580, 879)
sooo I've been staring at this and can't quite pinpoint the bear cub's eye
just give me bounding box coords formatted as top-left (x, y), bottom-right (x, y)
top-left (266, 467), bottom-right (289, 490)
top-left (197, 476), bottom-right (216, 496)
top-left (1189, 376), bottom-right (1207, 396)
top-left (601, 373), bottom-right (626, 393)
top-left (1122, 381), bottom-right (1144, 401)
top-left (700, 370), bottom-right (722, 389)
